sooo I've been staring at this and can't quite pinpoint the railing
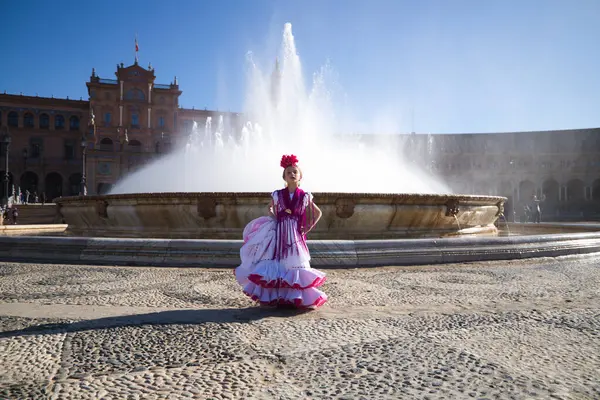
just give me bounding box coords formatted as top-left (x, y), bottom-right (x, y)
top-left (99, 79), bottom-right (118, 85)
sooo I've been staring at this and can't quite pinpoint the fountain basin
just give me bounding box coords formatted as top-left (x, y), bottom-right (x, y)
top-left (55, 192), bottom-right (505, 239)
top-left (1, 225), bottom-right (600, 268)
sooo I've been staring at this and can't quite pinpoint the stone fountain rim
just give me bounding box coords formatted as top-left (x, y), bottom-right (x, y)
top-left (55, 192), bottom-right (507, 204)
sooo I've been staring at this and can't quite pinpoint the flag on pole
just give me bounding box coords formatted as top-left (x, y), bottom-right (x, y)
top-left (135, 35), bottom-right (139, 63)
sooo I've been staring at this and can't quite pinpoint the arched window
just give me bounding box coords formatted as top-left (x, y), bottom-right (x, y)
top-left (542, 179), bottom-right (560, 203)
top-left (519, 180), bottom-right (535, 202)
top-left (40, 113), bottom-right (50, 129)
top-left (69, 116), bottom-right (80, 131)
top-left (125, 88), bottom-right (145, 101)
top-left (8, 112), bottom-right (18, 127)
top-left (566, 179), bottom-right (585, 202)
top-left (55, 115), bottom-right (65, 129)
top-left (99, 137), bottom-right (114, 151)
top-left (128, 139), bottom-right (142, 152)
top-left (24, 112), bottom-right (34, 128)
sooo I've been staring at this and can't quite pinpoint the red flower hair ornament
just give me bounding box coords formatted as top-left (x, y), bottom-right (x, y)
top-left (280, 154), bottom-right (299, 169)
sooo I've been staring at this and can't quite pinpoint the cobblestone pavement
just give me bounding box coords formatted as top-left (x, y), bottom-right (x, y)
top-left (0, 255), bottom-right (599, 400)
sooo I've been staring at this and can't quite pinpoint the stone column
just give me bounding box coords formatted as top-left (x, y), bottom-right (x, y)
top-left (584, 186), bottom-right (591, 201)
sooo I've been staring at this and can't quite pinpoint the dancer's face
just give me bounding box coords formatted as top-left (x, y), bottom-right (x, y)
top-left (284, 166), bottom-right (302, 186)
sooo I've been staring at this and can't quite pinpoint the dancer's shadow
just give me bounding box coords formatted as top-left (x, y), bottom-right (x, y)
top-left (0, 306), bottom-right (312, 339)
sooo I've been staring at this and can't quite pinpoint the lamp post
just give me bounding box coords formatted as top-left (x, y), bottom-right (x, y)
top-left (80, 137), bottom-right (87, 196)
top-left (80, 108), bottom-right (96, 196)
top-left (1, 127), bottom-right (10, 206)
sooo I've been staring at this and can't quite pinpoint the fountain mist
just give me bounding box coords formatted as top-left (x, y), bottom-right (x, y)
top-left (111, 23), bottom-right (449, 194)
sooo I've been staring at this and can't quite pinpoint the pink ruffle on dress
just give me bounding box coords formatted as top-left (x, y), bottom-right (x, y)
top-left (235, 188), bottom-right (327, 309)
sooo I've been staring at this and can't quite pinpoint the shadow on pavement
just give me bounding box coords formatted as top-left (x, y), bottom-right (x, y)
top-left (0, 306), bottom-right (311, 339)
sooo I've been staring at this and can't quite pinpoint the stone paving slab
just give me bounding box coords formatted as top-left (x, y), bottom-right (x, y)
top-left (1, 256), bottom-right (599, 399)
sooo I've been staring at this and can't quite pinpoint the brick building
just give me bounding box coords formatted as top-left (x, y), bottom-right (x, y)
top-left (0, 94), bottom-right (88, 201)
top-left (0, 61), bottom-right (240, 199)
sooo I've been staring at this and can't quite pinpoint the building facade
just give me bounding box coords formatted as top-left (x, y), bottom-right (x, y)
top-left (0, 94), bottom-right (88, 201)
top-left (1, 61), bottom-right (599, 219)
top-left (0, 61), bottom-right (240, 199)
top-left (397, 129), bottom-right (600, 219)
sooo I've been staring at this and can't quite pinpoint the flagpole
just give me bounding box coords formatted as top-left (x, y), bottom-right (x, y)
top-left (135, 34), bottom-right (139, 65)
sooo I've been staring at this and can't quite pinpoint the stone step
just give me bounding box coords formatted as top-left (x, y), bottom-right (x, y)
top-left (0, 230), bottom-right (600, 267)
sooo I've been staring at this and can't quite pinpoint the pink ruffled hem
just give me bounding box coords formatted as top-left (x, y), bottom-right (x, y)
top-left (243, 290), bottom-right (328, 309)
top-left (247, 273), bottom-right (327, 289)
top-left (239, 279), bottom-right (328, 309)
top-left (236, 259), bottom-right (324, 288)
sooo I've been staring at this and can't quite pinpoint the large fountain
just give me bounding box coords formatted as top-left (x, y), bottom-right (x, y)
top-left (56, 23), bottom-right (504, 239)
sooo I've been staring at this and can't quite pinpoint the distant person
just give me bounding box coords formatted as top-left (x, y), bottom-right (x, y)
top-left (25, 190), bottom-right (30, 204)
top-left (11, 206), bottom-right (18, 225)
top-left (41, 192), bottom-right (47, 205)
top-left (531, 195), bottom-right (541, 223)
top-left (34, 192), bottom-right (39, 203)
top-left (523, 205), bottom-right (530, 223)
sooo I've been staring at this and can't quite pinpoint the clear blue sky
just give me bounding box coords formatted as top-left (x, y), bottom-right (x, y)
top-left (1, 0), bottom-right (598, 133)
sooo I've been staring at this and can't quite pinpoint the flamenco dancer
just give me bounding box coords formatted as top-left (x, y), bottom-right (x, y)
top-left (234, 154), bottom-right (328, 309)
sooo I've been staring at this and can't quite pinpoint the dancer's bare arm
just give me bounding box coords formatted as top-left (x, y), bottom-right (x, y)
top-left (304, 203), bottom-right (322, 235)
top-left (268, 199), bottom-right (275, 217)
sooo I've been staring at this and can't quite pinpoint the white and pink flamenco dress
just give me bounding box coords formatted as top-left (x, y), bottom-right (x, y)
top-left (234, 188), bottom-right (328, 309)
